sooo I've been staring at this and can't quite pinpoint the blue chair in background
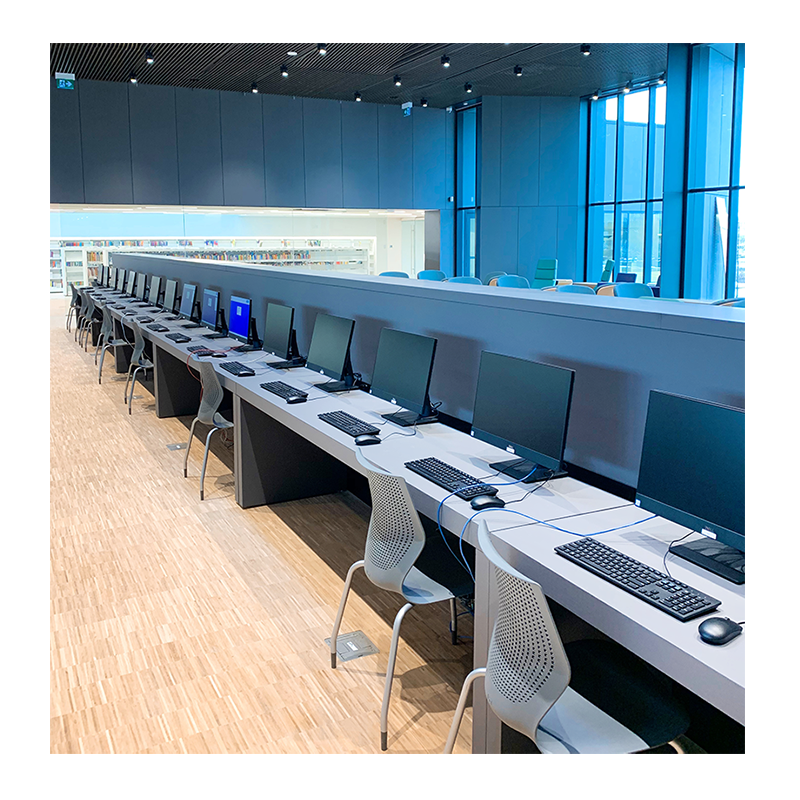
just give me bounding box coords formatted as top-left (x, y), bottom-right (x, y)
top-left (481, 271), bottom-right (507, 285)
top-left (496, 274), bottom-right (531, 289)
top-left (448, 276), bottom-right (482, 285)
top-left (380, 271), bottom-right (409, 278)
top-left (417, 270), bottom-right (447, 281)
top-left (557, 284), bottom-right (595, 295)
top-left (530, 258), bottom-right (557, 289)
top-left (600, 260), bottom-right (615, 283)
top-left (613, 283), bottom-right (654, 298)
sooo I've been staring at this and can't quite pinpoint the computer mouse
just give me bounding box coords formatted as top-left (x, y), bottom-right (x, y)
top-left (286, 395), bottom-right (307, 405)
top-left (470, 494), bottom-right (506, 511)
top-left (354, 434), bottom-right (381, 446)
top-left (210, 352), bottom-right (226, 358)
top-left (698, 617), bottom-right (743, 646)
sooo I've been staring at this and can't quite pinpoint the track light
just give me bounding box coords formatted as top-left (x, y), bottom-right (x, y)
top-left (145, 50), bottom-right (154, 65)
top-left (622, 82), bottom-right (631, 93)
top-left (251, 82), bottom-right (258, 93)
top-left (464, 82), bottom-right (473, 93)
top-left (514, 65), bottom-right (523, 77)
top-left (129, 72), bottom-right (137, 84)
top-left (581, 44), bottom-right (591, 57)
top-left (394, 75), bottom-right (402, 86)
top-left (281, 65), bottom-right (289, 77)
top-left (318, 44), bottom-right (327, 56)
top-left (420, 98), bottom-right (428, 107)
top-left (591, 90), bottom-right (599, 101)
top-left (354, 92), bottom-right (362, 102)
top-left (657, 73), bottom-right (666, 85)
top-left (441, 55), bottom-right (450, 68)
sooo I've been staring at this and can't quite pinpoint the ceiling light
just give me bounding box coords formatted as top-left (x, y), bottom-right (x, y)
top-left (354, 92), bottom-right (362, 102)
top-left (145, 50), bottom-right (154, 65)
top-left (514, 65), bottom-right (523, 77)
top-left (287, 50), bottom-right (298, 57)
top-left (657, 73), bottom-right (666, 85)
top-left (441, 55), bottom-right (450, 68)
top-left (129, 72), bottom-right (137, 84)
top-left (420, 98), bottom-right (428, 107)
top-left (317, 44), bottom-right (327, 56)
top-left (622, 82), bottom-right (631, 93)
top-left (394, 75), bottom-right (402, 86)
top-left (251, 82), bottom-right (258, 93)
top-left (464, 82), bottom-right (473, 93)
top-left (281, 65), bottom-right (289, 77)
top-left (581, 44), bottom-right (591, 57)
top-left (591, 90), bottom-right (599, 101)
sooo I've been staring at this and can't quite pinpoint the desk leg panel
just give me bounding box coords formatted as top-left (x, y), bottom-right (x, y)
top-left (154, 345), bottom-right (201, 418)
top-left (234, 396), bottom-right (348, 508)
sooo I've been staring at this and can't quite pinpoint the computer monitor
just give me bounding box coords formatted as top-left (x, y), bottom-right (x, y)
top-left (134, 272), bottom-right (147, 301)
top-left (370, 328), bottom-right (438, 426)
top-left (201, 288), bottom-right (220, 330)
top-left (116, 269), bottom-right (125, 291)
top-left (109, 266), bottom-right (116, 288)
top-left (100, 264), bottom-right (107, 285)
top-left (163, 279), bottom-right (178, 313)
top-left (306, 313), bottom-right (356, 392)
top-left (148, 276), bottom-right (162, 306)
top-left (178, 283), bottom-right (197, 319)
top-left (125, 271), bottom-right (137, 295)
top-left (635, 390), bottom-right (744, 583)
top-left (227, 295), bottom-right (252, 343)
top-left (471, 351), bottom-right (575, 482)
top-left (262, 303), bottom-right (297, 359)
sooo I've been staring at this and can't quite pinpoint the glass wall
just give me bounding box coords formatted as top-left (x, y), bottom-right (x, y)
top-left (455, 104), bottom-right (480, 277)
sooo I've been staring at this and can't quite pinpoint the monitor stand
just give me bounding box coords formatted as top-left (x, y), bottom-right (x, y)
top-left (381, 409), bottom-right (439, 427)
top-left (671, 539), bottom-right (744, 585)
top-left (316, 377), bottom-right (356, 394)
top-left (488, 457), bottom-right (568, 483)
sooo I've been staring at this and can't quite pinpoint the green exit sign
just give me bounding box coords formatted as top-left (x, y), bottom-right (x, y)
top-left (55, 72), bottom-right (75, 90)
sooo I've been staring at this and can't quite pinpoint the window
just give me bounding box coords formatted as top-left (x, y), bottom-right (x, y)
top-left (455, 105), bottom-right (480, 277)
top-left (587, 86), bottom-right (666, 284)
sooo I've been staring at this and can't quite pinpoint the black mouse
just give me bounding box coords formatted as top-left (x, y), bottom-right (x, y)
top-left (698, 617), bottom-right (743, 646)
top-left (210, 352), bottom-right (226, 358)
top-left (286, 395), bottom-right (307, 405)
top-left (354, 434), bottom-right (381, 446)
top-left (470, 494), bottom-right (505, 511)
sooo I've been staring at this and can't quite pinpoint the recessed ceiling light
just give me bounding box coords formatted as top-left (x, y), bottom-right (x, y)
top-left (287, 50), bottom-right (298, 57)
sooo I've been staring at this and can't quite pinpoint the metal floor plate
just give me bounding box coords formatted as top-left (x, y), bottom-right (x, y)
top-left (324, 630), bottom-right (379, 662)
top-left (166, 443), bottom-right (188, 451)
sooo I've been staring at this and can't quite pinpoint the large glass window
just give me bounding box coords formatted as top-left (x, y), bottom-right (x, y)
top-left (456, 105), bottom-right (480, 277)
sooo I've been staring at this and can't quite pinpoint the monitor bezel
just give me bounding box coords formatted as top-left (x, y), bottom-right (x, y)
top-left (201, 288), bottom-right (220, 330)
top-left (306, 313), bottom-right (355, 381)
top-left (262, 303), bottom-right (294, 358)
top-left (370, 328), bottom-right (437, 416)
top-left (227, 294), bottom-right (252, 343)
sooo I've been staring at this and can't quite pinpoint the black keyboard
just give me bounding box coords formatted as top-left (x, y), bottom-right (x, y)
top-left (268, 357), bottom-right (306, 369)
top-left (165, 332), bottom-right (191, 343)
top-left (318, 411), bottom-right (380, 437)
top-left (187, 345), bottom-right (213, 352)
top-left (403, 457), bottom-right (498, 500)
top-left (148, 324), bottom-right (169, 332)
top-left (220, 361), bottom-right (256, 377)
top-left (260, 381), bottom-right (308, 400)
top-left (137, 316), bottom-right (153, 323)
top-left (188, 349), bottom-right (215, 357)
top-left (554, 537), bottom-right (721, 622)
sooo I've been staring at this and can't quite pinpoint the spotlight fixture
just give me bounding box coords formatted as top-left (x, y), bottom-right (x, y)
top-left (129, 72), bottom-right (137, 84)
top-left (622, 82), bottom-right (631, 93)
top-left (420, 98), bottom-right (428, 107)
top-left (441, 55), bottom-right (450, 68)
top-left (281, 65), bottom-right (289, 77)
top-left (464, 82), bottom-right (473, 93)
top-left (145, 50), bottom-right (154, 65)
top-left (591, 90), bottom-right (599, 101)
top-left (318, 44), bottom-right (327, 56)
top-left (581, 44), bottom-right (591, 57)
top-left (354, 92), bottom-right (362, 102)
top-left (394, 75), bottom-right (402, 86)
top-left (514, 65), bottom-right (523, 77)
top-left (657, 73), bottom-right (666, 85)
top-left (251, 82), bottom-right (258, 93)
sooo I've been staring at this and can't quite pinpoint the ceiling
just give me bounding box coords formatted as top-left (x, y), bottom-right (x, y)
top-left (50, 43), bottom-right (669, 108)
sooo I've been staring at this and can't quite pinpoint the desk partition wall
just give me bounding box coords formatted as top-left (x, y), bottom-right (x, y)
top-left (112, 253), bottom-right (744, 489)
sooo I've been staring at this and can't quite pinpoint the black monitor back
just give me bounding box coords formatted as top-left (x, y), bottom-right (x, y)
top-left (306, 313), bottom-right (355, 380)
top-left (134, 272), bottom-right (147, 300)
top-left (370, 328), bottom-right (437, 416)
top-left (163, 279), bottom-right (178, 312)
top-left (125, 271), bottom-right (137, 295)
top-left (263, 303), bottom-right (294, 358)
top-left (149, 276), bottom-right (162, 305)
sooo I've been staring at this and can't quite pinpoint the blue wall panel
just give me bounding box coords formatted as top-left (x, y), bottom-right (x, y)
top-left (303, 98), bottom-right (343, 208)
top-left (556, 207), bottom-right (580, 281)
top-left (517, 206), bottom-right (557, 279)
top-left (341, 101), bottom-right (379, 208)
top-left (175, 87), bottom-right (224, 206)
top-left (50, 79), bottom-right (84, 203)
top-left (79, 80), bottom-right (133, 204)
top-left (129, 83), bottom-right (180, 205)
top-left (500, 96), bottom-right (540, 207)
top-left (480, 96), bottom-right (502, 207)
top-left (444, 108), bottom-right (456, 209)
top-left (378, 105), bottom-right (413, 209)
top-left (412, 107), bottom-right (446, 209)
top-left (539, 97), bottom-right (581, 207)
top-left (263, 94), bottom-right (305, 208)
top-left (220, 91), bottom-right (266, 207)
top-left (479, 207), bottom-right (519, 274)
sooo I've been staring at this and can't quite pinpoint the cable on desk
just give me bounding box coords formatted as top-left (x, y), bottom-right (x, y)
top-left (662, 530), bottom-right (697, 579)
top-left (380, 423), bottom-right (419, 442)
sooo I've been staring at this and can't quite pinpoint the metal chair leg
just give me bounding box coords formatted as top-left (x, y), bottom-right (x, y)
top-left (123, 362), bottom-right (135, 403)
top-left (380, 602), bottom-right (413, 751)
top-left (94, 333), bottom-right (105, 365)
top-left (199, 427), bottom-right (221, 500)
top-left (183, 418), bottom-right (199, 477)
top-left (98, 345), bottom-right (108, 384)
top-left (443, 668), bottom-right (486, 754)
top-left (128, 366), bottom-right (142, 414)
top-left (450, 597), bottom-right (458, 645)
top-left (329, 560), bottom-right (366, 668)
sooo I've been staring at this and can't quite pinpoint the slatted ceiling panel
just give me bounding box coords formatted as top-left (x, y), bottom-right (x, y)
top-left (50, 43), bottom-right (669, 107)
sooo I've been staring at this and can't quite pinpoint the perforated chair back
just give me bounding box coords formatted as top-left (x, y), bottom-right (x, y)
top-left (190, 357), bottom-right (227, 426)
top-left (477, 521), bottom-right (571, 744)
top-left (417, 270), bottom-right (447, 281)
top-left (600, 260), bottom-right (615, 282)
top-left (84, 292), bottom-right (96, 319)
top-left (496, 274), bottom-right (530, 289)
top-left (557, 284), bottom-right (595, 295)
top-left (130, 319), bottom-right (148, 364)
top-left (380, 271), bottom-right (409, 278)
top-left (69, 283), bottom-right (80, 308)
top-left (99, 305), bottom-right (114, 341)
top-left (482, 271), bottom-right (507, 285)
top-left (448, 276), bottom-right (481, 285)
top-left (613, 283), bottom-right (654, 298)
top-left (534, 259), bottom-right (558, 282)
top-left (354, 449), bottom-right (427, 596)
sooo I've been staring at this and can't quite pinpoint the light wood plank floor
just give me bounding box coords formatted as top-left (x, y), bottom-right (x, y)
top-left (50, 298), bottom-right (474, 754)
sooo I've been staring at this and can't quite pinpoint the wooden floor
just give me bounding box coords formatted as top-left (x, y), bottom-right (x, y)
top-left (50, 298), bottom-right (474, 754)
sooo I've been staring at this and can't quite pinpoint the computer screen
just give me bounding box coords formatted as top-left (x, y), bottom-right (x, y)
top-left (636, 391), bottom-right (744, 551)
top-left (179, 283), bottom-right (196, 318)
top-left (201, 289), bottom-right (220, 329)
top-left (262, 303), bottom-right (294, 357)
top-left (125, 271), bottom-right (137, 295)
top-left (163, 279), bottom-right (178, 312)
top-left (370, 328), bottom-right (437, 416)
top-left (109, 266), bottom-right (116, 288)
top-left (471, 351), bottom-right (575, 473)
top-left (134, 272), bottom-right (147, 300)
top-left (100, 264), bottom-right (107, 285)
top-left (228, 295), bottom-right (251, 342)
top-left (116, 269), bottom-right (125, 291)
top-left (306, 313), bottom-right (355, 380)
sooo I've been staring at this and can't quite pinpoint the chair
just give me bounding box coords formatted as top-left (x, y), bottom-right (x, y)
top-left (713, 297), bottom-right (745, 307)
top-left (557, 284), bottom-right (596, 295)
top-left (65, 283), bottom-right (80, 331)
top-left (444, 522), bottom-right (690, 755)
top-left (183, 357), bottom-right (234, 501)
top-left (96, 305), bottom-right (128, 385)
top-left (417, 270), bottom-right (448, 281)
top-left (74, 289), bottom-right (89, 343)
top-left (481, 271), bottom-right (507, 285)
top-left (496, 274), bottom-right (531, 289)
top-left (600, 259), bottom-right (615, 283)
top-left (78, 292), bottom-right (100, 350)
top-left (616, 272), bottom-right (636, 283)
top-left (447, 276), bottom-right (481, 285)
top-left (380, 271), bottom-right (409, 278)
top-left (330, 449), bottom-right (466, 751)
top-left (595, 284), bottom-right (615, 296)
top-left (613, 283), bottom-right (654, 299)
top-left (123, 319), bottom-right (154, 415)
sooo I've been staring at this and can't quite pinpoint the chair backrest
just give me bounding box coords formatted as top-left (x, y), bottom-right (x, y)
top-left (100, 304), bottom-right (114, 340)
top-left (477, 521), bottom-right (571, 744)
top-left (529, 278), bottom-right (557, 290)
top-left (533, 259), bottom-right (558, 282)
top-left (482, 271), bottom-right (507, 285)
top-left (191, 357), bottom-right (226, 425)
top-left (613, 283), bottom-right (654, 299)
top-left (496, 274), bottom-right (530, 289)
top-left (600, 260), bottom-right (615, 283)
top-left (417, 270), bottom-right (447, 282)
top-left (448, 276), bottom-right (482, 285)
top-left (380, 271), bottom-right (409, 278)
top-left (595, 284), bottom-right (615, 296)
top-left (557, 284), bottom-right (595, 295)
top-left (130, 319), bottom-right (147, 363)
top-left (84, 292), bottom-right (97, 320)
top-left (354, 449), bottom-right (427, 597)
top-left (69, 283), bottom-right (80, 308)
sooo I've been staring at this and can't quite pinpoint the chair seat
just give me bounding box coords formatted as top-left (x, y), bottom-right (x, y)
top-left (137, 358), bottom-right (154, 369)
top-left (212, 412), bottom-right (234, 430)
top-left (401, 566), bottom-right (454, 605)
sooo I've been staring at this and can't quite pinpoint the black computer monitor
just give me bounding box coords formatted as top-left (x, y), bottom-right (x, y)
top-left (471, 351), bottom-right (575, 482)
top-left (125, 271), bottom-right (137, 295)
top-left (228, 295), bottom-right (252, 343)
top-left (635, 390), bottom-right (744, 583)
top-left (306, 313), bottom-right (356, 392)
top-left (134, 272), bottom-right (147, 301)
top-left (178, 283), bottom-right (197, 319)
top-left (163, 279), bottom-right (178, 313)
top-left (100, 264), bottom-right (107, 286)
top-left (262, 303), bottom-right (296, 359)
top-left (370, 328), bottom-right (438, 426)
top-left (109, 266), bottom-right (116, 288)
top-left (201, 288), bottom-right (220, 330)
top-left (116, 269), bottom-right (125, 291)
top-left (148, 276), bottom-right (162, 306)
